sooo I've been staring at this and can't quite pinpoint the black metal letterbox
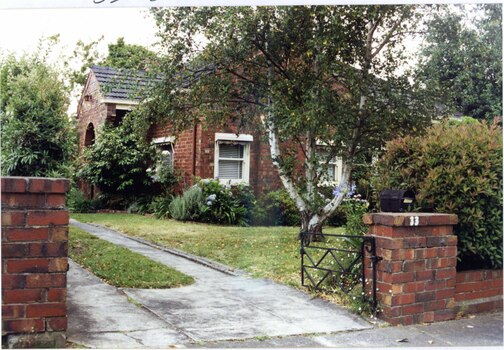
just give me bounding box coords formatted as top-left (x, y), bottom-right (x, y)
top-left (379, 189), bottom-right (415, 212)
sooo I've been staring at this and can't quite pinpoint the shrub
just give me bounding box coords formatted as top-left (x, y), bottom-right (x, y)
top-left (1, 54), bottom-right (76, 178)
top-left (145, 195), bottom-right (172, 218)
top-left (254, 189), bottom-right (300, 226)
top-left (167, 180), bottom-right (255, 226)
top-left (148, 158), bottom-right (180, 194)
top-left (168, 196), bottom-right (188, 221)
top-left (342, 195), bottom-right (369, 236)
top-left (78, 122), bottom-right (156, 206)
top-left (372, 121), bottom-right (503, 269)
top-left (169, 185), bottom-right (205, 221)
top-left (67, 187), bottom-right (103, 213)
top-left (127, 196), bottom-right (155, 215)
top-left (198, 179), bottom-right (252, 226)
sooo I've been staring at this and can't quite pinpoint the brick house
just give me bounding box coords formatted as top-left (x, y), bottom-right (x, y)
top-left (76, 66), bottom-right (343, 196)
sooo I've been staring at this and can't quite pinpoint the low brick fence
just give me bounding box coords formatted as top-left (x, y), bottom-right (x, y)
top-left (455, 269), bottom-right (503, 314)
top-left (2, 177), bottom-right (70, 348)
top-left (364, 212), bottom-right (503, 326)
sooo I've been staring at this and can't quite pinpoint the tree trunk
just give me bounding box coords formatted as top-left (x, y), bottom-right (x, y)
top-left (300, 213), bottom-right (324, 245)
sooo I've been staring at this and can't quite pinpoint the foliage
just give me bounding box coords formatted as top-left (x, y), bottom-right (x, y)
top-left (67, 187), bottom-right (104, 213)
top-left (67, 36), bottom-right (104, 88)
top-left (342, 195), bottom-right (370, 236)
top-left (254, 189), bottom-right (301, 226)
top-left (198, 179), bottom-right (252, 226)
top-left (168, 179), bottom-right (254, 226)
top-left (448, 116), bottom-right (480, 126)
top-left (416, 4), bottom-right (502, 121)
top-left (168, 185), bottom-right (205, 221)
top-left (373, 121), bottom-right (503, 269)
top-left (148, 158), bottom-right (180, 194)
top-left (231, 183), bottom-right (256, 225)
top-left (0, 52), bottom-right (76, 177)
top-left (127, 196), bottom-right (156, 215)
top-left (143, 5), bottom-right (432, 236)
top-left (147, 195), bottom-right (174, 219)
top-left (100, 37), bottom-right (158, 71)
top-left (69, 226), bottom-right (194, 288)
top-left (77, 121), bottom-right (156, 206)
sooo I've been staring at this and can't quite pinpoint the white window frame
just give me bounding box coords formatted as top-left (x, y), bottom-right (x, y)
top-left (320, 157), bottom-right (343, 185)
top-left (214, 133), bottom-right (253, 185)
top-left (152, 136), bottom-right (176, 168)
top-left (316, 146), bottom-right (343, 186)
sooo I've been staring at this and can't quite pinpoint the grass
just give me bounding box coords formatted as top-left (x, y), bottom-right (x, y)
top-left (71, 213), bottom-right (344, 288)
top-left (68, 226), bottom-right (194, 289)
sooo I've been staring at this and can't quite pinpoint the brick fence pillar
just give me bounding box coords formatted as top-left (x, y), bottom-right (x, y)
top-left (363, 212), bottom-right (458, 326)
top-left (2, 177), bottom-right (70, 348)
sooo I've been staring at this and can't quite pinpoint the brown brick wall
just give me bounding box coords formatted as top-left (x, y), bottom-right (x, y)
top-left (147, 121), bottom-right (282, 196)
top-left (1, 177), bottom-right (70, 347)
top-left (364, 213), bottom-right (459, 325)
top-left (76, 72), bottom-right (108, 153)
top-left (455, 269), bottom-right (503, 314)
top-left (364, 212), bottom-right (503, 325)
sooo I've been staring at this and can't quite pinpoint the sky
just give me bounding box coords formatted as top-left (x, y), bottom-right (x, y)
top-left (0, 8), bottom-right (158, 58)
top-left (0, 1), bottom-right (494, 114)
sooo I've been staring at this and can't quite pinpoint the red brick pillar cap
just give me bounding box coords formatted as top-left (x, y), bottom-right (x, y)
top-left (1, 177), bottom-right (70, 194)
top-left (363, 212), bottom-right (458, 227)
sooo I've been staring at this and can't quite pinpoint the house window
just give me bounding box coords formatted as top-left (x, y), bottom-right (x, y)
top-left (318, 149), bottom-right (342, 185)
top-left (214, 133), bottom-right (253, 184)
top-left (322, 160), bottom-right (341, 184)
top-left (158, 143), bottom-right (174, 168)
top-left (152, 136), bottom-right (175, 168)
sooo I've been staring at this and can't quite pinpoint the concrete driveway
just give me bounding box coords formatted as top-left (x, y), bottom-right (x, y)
top-left (67, 220), bottom-right (372, 348)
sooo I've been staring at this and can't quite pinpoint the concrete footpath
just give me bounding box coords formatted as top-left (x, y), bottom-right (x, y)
top-left (67, 220), bottom-right (503, 348)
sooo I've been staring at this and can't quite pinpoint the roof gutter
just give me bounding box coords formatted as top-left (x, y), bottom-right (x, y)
top-left (99, 98), bottom-right (139, 106)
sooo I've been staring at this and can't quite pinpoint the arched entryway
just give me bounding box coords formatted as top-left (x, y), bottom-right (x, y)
top-left (82, 123), bottom-right (96, 198)
top-left (84, 123), bottom-right (95, 147)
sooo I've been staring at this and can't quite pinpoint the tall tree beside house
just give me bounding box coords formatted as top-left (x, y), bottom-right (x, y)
top-left (416, 4), bottom-right (502, 121)
top-left (69, 37), bottom-right (158, 90)
top-left (0, 50), bottom-right (76, 178)
top-left (143, 6), bottom-right (431, 239)
top-left (101, 37), bottom-right (158, 71)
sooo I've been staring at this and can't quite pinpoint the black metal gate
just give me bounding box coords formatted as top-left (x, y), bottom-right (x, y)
top-left (300, 232), bottom-right (381, 312)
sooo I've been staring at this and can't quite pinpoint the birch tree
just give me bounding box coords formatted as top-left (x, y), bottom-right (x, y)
top-left (143, 5), bottom-right (431, 240)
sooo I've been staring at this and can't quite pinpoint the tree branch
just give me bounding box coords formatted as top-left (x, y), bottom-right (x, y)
top-left (252, 36), bottom-right (290, 80)
top-left (371, 10), bottom-right (409, 59)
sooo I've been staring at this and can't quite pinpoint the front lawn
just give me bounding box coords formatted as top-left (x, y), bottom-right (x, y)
top-left (71, 213), bottom-right (344, 288)
top-left (69, 226), bottom-right (194, 288)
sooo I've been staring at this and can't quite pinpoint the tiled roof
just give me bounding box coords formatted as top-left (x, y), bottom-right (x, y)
top-left (91, 65), bottom-right (160, 101)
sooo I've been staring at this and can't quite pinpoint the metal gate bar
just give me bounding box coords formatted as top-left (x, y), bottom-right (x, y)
top-left (300, 232), bottom-right (381, 313)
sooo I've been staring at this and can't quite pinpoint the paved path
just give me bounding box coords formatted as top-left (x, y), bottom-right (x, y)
top-left (68, 220), bottom-right (503, 349)
top-left (68, 220), bottom-right (372, 348)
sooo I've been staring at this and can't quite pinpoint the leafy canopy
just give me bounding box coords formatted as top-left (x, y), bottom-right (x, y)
top-left (0, 49), bottom-right (76, 177)
top-left (141, 6), bottom-right (432, 234)
top-left (416, 4), bottom-right (502, 121)
top-left (147, 6), bottom-right (429, 155)
top-left (101, 37), bottom-right (158, 71)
